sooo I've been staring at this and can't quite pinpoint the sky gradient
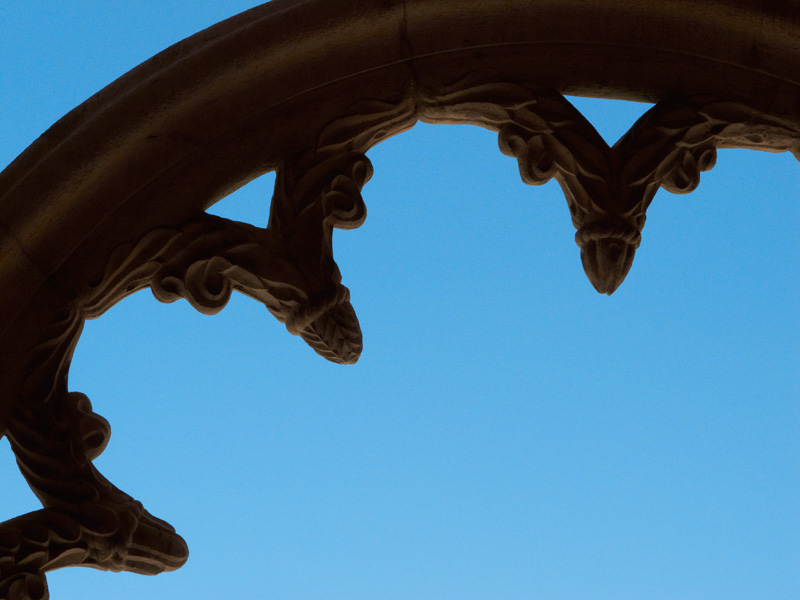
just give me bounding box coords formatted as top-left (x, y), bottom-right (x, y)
top-left (1, 3), bottom-right (798, 599)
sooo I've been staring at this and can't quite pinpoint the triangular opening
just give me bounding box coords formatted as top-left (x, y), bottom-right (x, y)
top-left (566, 96), bottom-right (654, 146)
top-left (206, 171), bottom-right (277, 228)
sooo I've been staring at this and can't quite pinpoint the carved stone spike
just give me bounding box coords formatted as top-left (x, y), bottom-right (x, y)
top-left (0, 89), bottom-right (418, 596)
top-left (421, 73), bottom-right (800, 294)
top-left (81, 150), bottom-right (373, 365)
top-left (0, 312), bottom-right (188, 600)
top-left (265, 151), bottom-right (374, 364)
top-left (419, 73), bottom-right (637, 293)
top-left (0, 151), bottom-right (379, 598)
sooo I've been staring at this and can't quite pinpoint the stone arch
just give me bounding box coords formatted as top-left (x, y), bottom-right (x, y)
top-left (0, 1), bottom-right (797, 597)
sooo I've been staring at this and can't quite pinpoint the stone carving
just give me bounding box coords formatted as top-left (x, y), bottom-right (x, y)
top-left (82, 154), bottom-right (371, 366)
top-left (1, 1), bottom-right (799, 596)
top-left (2, 81), bottom-right (799, 600)
top-left (420, 74), bottom-right (800, 293)
top-left (419, 73), bottom-right (639, 293)
top-left (2, 307), bottom-right (189, 600)
top-left (2, 77), bottom-right (799, 599)
top-left (0, 90), bottom-right (422, 600)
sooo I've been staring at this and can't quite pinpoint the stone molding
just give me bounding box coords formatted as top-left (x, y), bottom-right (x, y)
top-left (0, 1), bottom-right (798, 598)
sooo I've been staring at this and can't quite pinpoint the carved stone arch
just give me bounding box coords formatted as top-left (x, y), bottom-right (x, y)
top-left (0, 1), bottom-right (798, 597)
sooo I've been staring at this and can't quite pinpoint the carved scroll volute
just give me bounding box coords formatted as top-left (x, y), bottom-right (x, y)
top-left (0, 306), bottom-right (190, 600)
top-left (618, 96), bottom-right (800, 200)
top-left (418, 74), bottom-right (641, 294)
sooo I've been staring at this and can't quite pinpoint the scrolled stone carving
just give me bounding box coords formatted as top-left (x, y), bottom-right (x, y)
top-left (420, 73), bottom-right (800, 294)
top-left (0, 90), bottom-right (416, 599)
top-left (264, 151), bottom-right (374, 364)
top-left (419, 72), bottom-right (637, 294)
top-left (261, 90), bottom-right (415, 362)
top-left (0, 306), bottom-right (189, 600)
top-left (618, 96), bottom-right (800, 196)
top-left (80, 155), bottom-right (376, 365)
top-left (2, 1), bottom-right (799, 596)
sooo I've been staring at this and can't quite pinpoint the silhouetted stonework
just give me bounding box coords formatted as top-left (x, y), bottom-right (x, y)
top-left (0, 1), bottom-right (798, 598)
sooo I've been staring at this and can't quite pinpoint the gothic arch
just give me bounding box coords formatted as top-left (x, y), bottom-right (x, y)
top-left (0, 1), bottom-right (798, 597)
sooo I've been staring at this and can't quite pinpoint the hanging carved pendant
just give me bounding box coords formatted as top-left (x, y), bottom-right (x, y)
top-left (421, 73), bottom-right (800, 293)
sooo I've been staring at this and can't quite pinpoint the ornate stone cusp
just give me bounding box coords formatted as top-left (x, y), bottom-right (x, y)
top-left (267, 151), bottom-right (374, 364)
top-left (423, 74), bottom-right (800, 294)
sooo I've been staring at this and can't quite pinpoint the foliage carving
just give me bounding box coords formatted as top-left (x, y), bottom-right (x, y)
top-left (420, 73), bottom-right (800, 294)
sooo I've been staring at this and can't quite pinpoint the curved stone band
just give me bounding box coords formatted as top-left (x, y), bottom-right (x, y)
top-left (0, 1), bottom-right (798, 598)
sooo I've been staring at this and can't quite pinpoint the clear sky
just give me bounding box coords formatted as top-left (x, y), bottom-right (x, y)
top-left (1, 2), bottom-right (798, 600)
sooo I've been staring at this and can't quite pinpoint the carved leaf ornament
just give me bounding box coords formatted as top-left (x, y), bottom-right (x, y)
top-left (421, 74), bottom-right (800, 293)
top-left (1, 2), bottom-right (799, 598)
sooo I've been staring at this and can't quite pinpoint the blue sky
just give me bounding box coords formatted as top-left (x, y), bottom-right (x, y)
top-left (1, 3), bottom-right (798, 599)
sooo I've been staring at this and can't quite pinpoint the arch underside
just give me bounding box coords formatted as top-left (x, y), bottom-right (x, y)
top-left (0, 1), bottom-right (798, 598)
